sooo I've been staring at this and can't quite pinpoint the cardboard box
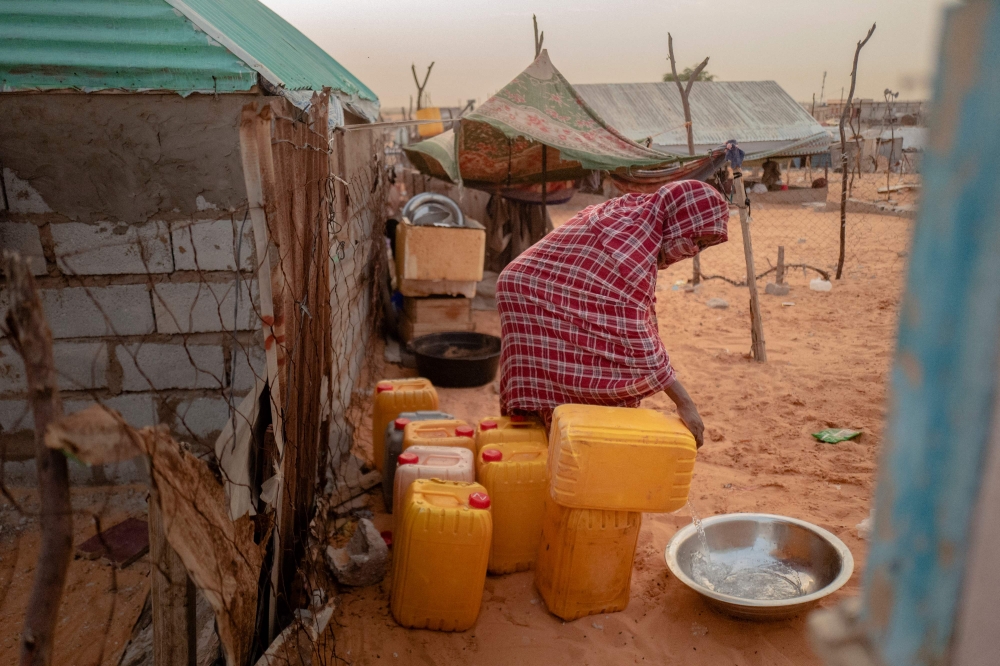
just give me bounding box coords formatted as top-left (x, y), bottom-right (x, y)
top-left (396, 217), bottom-right (485, 296)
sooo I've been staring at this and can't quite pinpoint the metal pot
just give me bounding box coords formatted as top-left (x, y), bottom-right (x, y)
top-left (401, 193), bottom-right (465, 228)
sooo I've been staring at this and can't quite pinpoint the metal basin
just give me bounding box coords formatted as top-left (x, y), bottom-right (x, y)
top-left (664, 513), bottom-right (854, 620)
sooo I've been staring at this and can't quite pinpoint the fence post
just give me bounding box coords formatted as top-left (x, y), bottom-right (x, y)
top-left (776, 246), bottom-right (785, 285)
top-left (149, 492), bottom-right (197, 666)
top-left (733, 171), bottom-right (766, 362)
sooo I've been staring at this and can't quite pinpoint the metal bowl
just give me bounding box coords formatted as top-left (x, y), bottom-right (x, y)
top-left (664, 513), bottom-right (854, 620)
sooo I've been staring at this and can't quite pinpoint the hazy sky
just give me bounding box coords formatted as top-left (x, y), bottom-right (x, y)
top-left (260, 0), bottom-right (956, 111)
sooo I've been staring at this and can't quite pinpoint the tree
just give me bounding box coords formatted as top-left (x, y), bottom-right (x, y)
top-left (837, 23), bottom-right (876, 280)
top-left (662, 66), bottom-right (715, 83)
top-left (411, 62), bottom-right (435, 111)
top-left (666, 34), bottom-right (710, 157)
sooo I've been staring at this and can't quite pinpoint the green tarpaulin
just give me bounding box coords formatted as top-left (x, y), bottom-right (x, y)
top-left (405, 51), bottom-right (691, 187)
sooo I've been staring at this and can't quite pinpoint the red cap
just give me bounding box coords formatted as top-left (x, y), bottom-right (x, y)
top-left (394, 417), bottom-right (411, 430)
top-left (468, 492), bottom-right (491, 509)
top-left (397, 452), bottom-right (419, 466)
top-left (455, 425), bottom-right (475, 438)
top-left (510, 414), bottom-right (526, 423)
top-left (380, 531), bottom-right (393, 547)
top-left (481, 449), bottom-right (503, 463)
top-left (479, 420), bottom-right (498, 431)
top-left (376, 382), bottom-right (393, 393)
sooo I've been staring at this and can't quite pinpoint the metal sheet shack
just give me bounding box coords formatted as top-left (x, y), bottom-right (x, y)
top-left (0, 0), bottom-right (387, 595)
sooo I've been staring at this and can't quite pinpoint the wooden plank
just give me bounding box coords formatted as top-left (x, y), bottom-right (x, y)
top-left (733, 171), bottom-right (766, 361)
top-left (403, 296), bottom-right (473, 324)
top-left (399, 313), bottom-right (475, 343)
top-left (860, 4), bottom-right (1000, 664)
top-left (149, 492), bottom-right (196, 666)
top-left (398, 278), bottom-right (477, 298)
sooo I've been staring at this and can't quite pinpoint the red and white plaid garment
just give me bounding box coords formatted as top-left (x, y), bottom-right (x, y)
top-left (496, 180), bottom-right (729, 424)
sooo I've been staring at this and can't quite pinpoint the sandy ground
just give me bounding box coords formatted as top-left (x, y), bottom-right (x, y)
top-left (0, 486), bottom-right (150, 665)
top-left (330, 198), bottom-right (911, 665)
top-left (0, 194), bottom-right (910, 666)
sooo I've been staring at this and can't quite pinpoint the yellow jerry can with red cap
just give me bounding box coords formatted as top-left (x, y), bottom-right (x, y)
top-left (392, 446), bottom-right (475, 525)
top-left (476, 415), bottom-right (548, 452)
top-left (547, 404), bottom-right (696, 512)
top-left (476, 441), bottom-right (548, 574)
top-left (371, 378), bottom-right (439, 472)
top-left (391, 479), bottom-right (493, 631)
top-left (534, 495), bottom-right (642, 621)
top-left (402, 419), bottom-right (476, 457)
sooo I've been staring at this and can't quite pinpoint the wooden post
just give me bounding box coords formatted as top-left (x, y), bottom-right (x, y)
top-left (733, 171), bottom-right (766, 361)
top-left (3, 254), bottom-right (73, 666)
top-left (776, 246), bottom-right (785, 285)
top-left (692, 254), bottom-right (701, 285)
top-left (149, 493), bottom-right (197, 666)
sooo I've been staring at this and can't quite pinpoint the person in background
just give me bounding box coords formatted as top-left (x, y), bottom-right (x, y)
top-left (495, 180), bottom-right (730, 448)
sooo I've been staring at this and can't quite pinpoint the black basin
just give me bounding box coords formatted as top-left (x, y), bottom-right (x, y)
top-left (410, 332), bottom-right (502, 388)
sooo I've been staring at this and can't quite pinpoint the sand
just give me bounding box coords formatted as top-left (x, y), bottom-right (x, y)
top-left (0, 197), bottom-right (909, 665)
top-left (0, 487), bottom-right (150, 665)
top-left (331, 201), bottom-right (910, 665)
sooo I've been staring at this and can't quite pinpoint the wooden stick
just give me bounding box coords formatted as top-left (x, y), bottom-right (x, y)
top-left (692, 254), bottom-right (701, 285)
top-left (149, 492), bottom-right (197, 666)
top-left (838, 23), bottom-right (877, 279)
top-left (776, 246), bottom-right (785, 285)
top-left (2, 253), bottom-right (72, 666)
top-left (733, 173), bottom-right (767, 362)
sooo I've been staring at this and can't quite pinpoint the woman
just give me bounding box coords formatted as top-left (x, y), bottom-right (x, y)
top-left (495, 180), bottom-right (729, 448)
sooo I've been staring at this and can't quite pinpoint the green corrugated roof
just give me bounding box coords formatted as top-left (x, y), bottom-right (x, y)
top-left (0, 0), bottom-right (378, 103)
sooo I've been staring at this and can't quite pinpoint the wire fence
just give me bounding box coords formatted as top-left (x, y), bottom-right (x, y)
top-left (0, 101), bottom-right (393, 665)
top-left (661, 165), bottom-right (917, 289)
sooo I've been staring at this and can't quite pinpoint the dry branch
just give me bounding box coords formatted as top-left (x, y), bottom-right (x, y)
top-left (838, 23), bottom-right (876, 279)
top-left (666, 33), bottom-right (709, 157)
top-left (533, 15), bottom-right (544, 58)
top-left (2, 252), bottom-right (72, 666)
top-left (411, 63), bottom-right (435, 111)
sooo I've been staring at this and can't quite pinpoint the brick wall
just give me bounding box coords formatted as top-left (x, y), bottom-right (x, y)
top-left (0, 211), bottom-right (266, 458)
top-left (0, 94), bottom-right (270, 460)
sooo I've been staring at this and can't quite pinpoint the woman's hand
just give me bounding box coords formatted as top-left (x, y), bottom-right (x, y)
top-left (664, 380), bottom-right (705, 448)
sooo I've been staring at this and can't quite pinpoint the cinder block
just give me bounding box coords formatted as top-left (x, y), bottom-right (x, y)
top-left (0, 398), bottom-right (32, 433)
top-left (230, 341), bottom-right (267, 393)
top-left (0, 221), bottom-right (47, 275)
top-left (171, 218), bottom-right (255, 272)
top-left (0, 342), bottom-right (27, 394)
top-left (152, 280), bottom-right (257, 335)
top-left (64, 393), bottom-right (159, 429)
top-left (52, 341), bottom-right (108, 391)
top-left (174, 396), bottom-right (231, 440)
top-left (42, 284), bottom-right (155, 338)
top-left (116, 342), bottom-right (225, 391)
top-left (51, 221), bottom-right (173, 275)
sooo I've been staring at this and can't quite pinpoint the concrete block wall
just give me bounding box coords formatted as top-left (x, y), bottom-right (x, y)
top-left (0, 211), bottom-right (268, 457)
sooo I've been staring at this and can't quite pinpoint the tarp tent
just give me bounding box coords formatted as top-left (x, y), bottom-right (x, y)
top-left (404, 51), bottom-right (722, 191)
top-left (575, 81), bottom-right (830, 163)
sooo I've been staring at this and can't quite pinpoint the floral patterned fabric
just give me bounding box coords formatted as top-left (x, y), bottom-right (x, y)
top-left (404, 51), bottom-right (684, 186)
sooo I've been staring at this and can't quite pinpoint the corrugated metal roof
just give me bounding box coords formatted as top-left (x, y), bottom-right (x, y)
top-left (0, 0), bottom-right (378, 107)
top-left (575, 81), bottom-right (830, 156)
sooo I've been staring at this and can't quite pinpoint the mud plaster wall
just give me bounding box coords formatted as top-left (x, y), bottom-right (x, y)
top-left (0, 93), bottom-right (270, 471)
top-left (0, 93), bottom-right (256, 222)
